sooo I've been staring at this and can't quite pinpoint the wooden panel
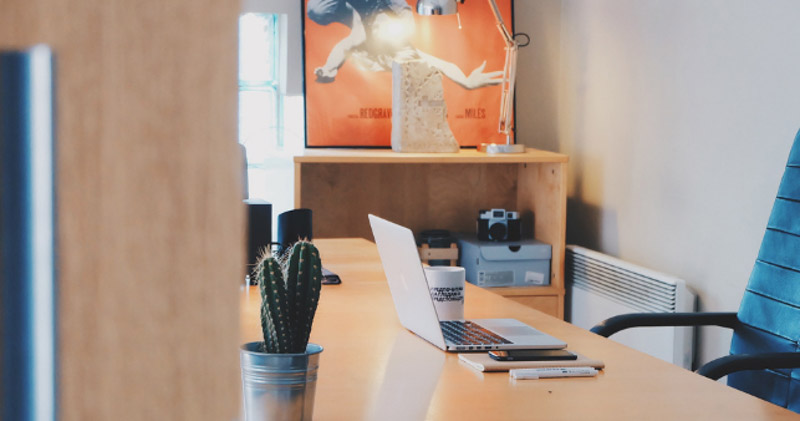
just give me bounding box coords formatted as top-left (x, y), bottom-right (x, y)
top-left (503, 295), bottom-right (560, 318)
top-left (0, 1), bottom-right (242, 420)
top-left (301, 163), bottom-right (519, 239)
top-left (517, 161), bottom-right (568, 317)
top-left (296, 148), bottom-right (569, 164)
top-left (487, 286), bottom-right (561, 296)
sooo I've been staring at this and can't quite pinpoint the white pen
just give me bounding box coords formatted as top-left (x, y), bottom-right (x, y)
top-left (509, 367), bottom-right (598, 380)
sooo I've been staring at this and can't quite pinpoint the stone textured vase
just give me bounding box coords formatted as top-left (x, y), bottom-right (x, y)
top-left (391, 59), bottom-right (459, 153)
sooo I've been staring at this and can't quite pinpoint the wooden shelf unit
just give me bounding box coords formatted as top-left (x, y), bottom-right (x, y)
top-left (294, 148), bottom-right (568, 318)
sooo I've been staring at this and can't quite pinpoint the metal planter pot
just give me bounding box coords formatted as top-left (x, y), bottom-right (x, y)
top-left (240, 342), bottom-right (323, 421)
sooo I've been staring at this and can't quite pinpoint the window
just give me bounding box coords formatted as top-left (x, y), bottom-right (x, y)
top-left (239, 13), bottom-right (304, 226)
top-left (239, 13), bottom-right (281, 153)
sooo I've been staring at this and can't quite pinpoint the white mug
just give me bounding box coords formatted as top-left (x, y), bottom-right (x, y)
top-left (424, 266), bottom-right (465, 321)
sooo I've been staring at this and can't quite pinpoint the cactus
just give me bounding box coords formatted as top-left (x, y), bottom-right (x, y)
top-left (253, 241), bottom-right (323, 354)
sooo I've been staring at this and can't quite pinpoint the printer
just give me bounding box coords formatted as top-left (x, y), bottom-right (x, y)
top-left (457, 235), bottom-right (552, 288)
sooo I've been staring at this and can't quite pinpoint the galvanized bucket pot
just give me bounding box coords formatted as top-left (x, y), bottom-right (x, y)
top-left (240, 342), bottom-right (323, 421)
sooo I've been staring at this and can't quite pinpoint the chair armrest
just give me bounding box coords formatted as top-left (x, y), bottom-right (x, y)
top-left (697, 352), bottom-right (800, 380)
top-left (590, 312), bottom-right (739, 338)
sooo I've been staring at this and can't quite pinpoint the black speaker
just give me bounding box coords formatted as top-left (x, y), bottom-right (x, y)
top-left (245, 199), bottom-right (272, 277)
top-left (239, 143), bottom-right (249, 200)
top-left (277, 208), bottom-right (312, 254)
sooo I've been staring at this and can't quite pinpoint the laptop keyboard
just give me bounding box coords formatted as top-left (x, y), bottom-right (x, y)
top-left (440, 320), bottom-right (512, 347)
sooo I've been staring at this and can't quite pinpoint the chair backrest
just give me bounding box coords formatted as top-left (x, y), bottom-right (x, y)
top-left (730, 129), bottom-right (800, 411)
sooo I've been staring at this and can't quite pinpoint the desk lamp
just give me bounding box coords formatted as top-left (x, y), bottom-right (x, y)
top-left (416, 0), bottom-right (525, 154)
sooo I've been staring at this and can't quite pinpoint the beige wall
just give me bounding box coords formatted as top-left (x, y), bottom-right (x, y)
top-left (518, 0), bottom-right (800, 366)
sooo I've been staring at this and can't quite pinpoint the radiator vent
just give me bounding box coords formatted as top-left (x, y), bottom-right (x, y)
top-left (569, 248), bottom-right (680, 313)
top-left (567, 245), bottom-right (696, 369)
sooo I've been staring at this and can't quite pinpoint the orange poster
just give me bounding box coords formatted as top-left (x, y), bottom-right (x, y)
top-left (304, 0), bottom-right (514, 147)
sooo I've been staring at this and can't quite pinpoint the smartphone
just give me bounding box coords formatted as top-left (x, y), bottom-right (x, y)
top-left (321, 267), bottom-right (341, 285)
top-left (488, 349), bottom-right (578, 361)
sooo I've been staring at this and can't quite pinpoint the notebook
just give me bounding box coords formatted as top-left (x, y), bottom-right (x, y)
top-left (458, 351), bottom-right (605, 372)
top-left (368, 214), bottom-right (567, 352)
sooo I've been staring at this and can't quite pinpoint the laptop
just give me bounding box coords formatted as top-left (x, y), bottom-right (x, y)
top-left (368, 214), bottom-right (567, 352)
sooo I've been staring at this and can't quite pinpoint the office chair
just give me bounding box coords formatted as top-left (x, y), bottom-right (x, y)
top-left (592, 128), bottom-right (800, 412)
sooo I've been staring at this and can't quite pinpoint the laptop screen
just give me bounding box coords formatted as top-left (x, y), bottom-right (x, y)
top-left (368, 214), bottom-right (447, 349)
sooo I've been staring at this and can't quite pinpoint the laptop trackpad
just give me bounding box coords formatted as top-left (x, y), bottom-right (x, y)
top-left (475, 318), bottom-right (543, 337)
top-left (494, 325), bottom-right (542, 337)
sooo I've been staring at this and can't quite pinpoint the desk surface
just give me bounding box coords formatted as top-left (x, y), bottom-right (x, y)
top-left (240, 239), bottom-right (796, 420)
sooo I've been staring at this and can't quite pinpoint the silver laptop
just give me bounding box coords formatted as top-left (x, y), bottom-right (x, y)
top-left (368, 214), bottom-right (567, 352)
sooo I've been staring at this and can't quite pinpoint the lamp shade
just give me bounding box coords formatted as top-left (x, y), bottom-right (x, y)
top-left (416, 0), bottom-right (458, 15)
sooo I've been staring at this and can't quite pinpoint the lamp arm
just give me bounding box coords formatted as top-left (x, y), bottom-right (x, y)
top-left (486, 0), bottom-right (518, 142)
top-left (487, 0), bottom-right (515, 47)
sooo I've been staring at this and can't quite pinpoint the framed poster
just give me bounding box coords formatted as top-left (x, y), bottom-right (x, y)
top-left (303, 0), bottom-right (514, 148)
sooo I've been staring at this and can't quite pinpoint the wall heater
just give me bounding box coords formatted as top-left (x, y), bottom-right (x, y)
top-left (566, 245), bottom-right (697, 369)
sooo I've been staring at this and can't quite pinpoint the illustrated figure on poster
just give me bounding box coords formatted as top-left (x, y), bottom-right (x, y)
top-left (307, 0), bottom-right (504, 90)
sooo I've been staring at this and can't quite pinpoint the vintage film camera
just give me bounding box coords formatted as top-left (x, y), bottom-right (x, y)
top-left (477, 209), bottom-right (521, 242)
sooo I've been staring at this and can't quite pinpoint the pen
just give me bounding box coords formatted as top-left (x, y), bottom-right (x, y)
top-left (509, 367), bottom-right (598, 380)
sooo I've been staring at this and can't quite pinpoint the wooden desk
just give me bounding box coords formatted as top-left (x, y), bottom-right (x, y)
top-left (241, 239), bottom-right (797, 420)
top-left (294, 148), bottom-right (568, 319)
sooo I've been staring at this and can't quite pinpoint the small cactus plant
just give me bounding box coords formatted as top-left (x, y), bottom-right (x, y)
top-left (253, 240), bottom-right (323, 354)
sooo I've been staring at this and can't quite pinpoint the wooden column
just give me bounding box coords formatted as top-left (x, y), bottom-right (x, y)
top-left (0, 1), bottom-right (243, 419)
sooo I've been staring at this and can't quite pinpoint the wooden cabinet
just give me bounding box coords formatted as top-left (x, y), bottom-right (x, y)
top-left (294, 149), bottom-right (568, 318)
top-left (2, 0), bottom-right (242, 419)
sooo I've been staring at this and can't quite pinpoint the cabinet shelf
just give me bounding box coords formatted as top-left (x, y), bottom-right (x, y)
top-left (296, 148), bottom-right (568, 164)
top-left (294, 148), bottom-right (569, 318)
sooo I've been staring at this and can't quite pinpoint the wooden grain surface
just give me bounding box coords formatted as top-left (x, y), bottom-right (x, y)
top-left (241, 239), bottom-right (799, 420)
top-left (299, 162), bottom-right (519, 240)
top-left (296, 148), bottom-right (569, 163)
top-left (518, 162), bottom-right (568, 317)
top-left (505, 295), bottom-right (560, 317)
top-left (1, 1), bottom-right (242, 419)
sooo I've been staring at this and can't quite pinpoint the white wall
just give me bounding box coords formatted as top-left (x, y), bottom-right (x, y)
top-left (513, 0), bottom-right (563, 149)
top-left (517, 0), bottom-right (800, 366)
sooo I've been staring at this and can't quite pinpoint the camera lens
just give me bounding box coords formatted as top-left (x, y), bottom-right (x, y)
top-left (488, 222), bottom-right (507, 241)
